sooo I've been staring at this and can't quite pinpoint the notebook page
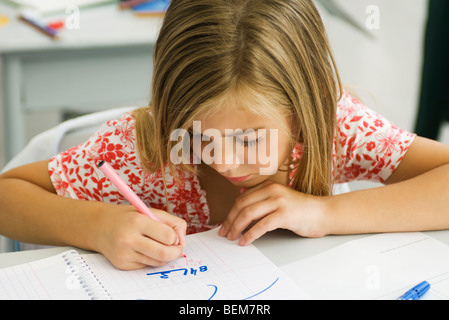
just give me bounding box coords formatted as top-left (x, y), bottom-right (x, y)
top-left (281, 232), bottom-right (449, 299)
top-left (81, 228), bottom-right (309, 300)
top-left (0, 250), bottom-right (110, 300)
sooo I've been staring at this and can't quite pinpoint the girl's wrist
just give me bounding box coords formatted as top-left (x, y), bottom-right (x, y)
top-left (64, 200), bottom-right (111, 253)
top-left (292, 193), bottom-right (334, 239)
top-left (318, 191), bottom-right (365, 236)
top-left (87, 202), bottom-right (121, 254)
top-left (315, 194), bottom-right (337, 237)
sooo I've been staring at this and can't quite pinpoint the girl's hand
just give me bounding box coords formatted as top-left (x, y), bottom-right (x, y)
top-left (218, 181), bottom-right (328, 246)
top-left (94, 204), bottom-right (187, 270)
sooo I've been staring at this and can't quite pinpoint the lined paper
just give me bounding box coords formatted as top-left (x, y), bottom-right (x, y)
top-left (0, 228), bottom-right (308, 300)
top-left (0, 250), bottom-right (108, 300)
top-left (281, 232), bottom-right (449, 300)
top-left (81, 228), bottom-right (308, 300)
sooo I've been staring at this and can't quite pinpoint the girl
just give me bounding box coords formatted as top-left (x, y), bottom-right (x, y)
top-left (2, 0), bottom-right (449, 271)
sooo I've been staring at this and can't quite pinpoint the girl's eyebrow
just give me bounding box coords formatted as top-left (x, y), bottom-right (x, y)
top-left (225, 127), bottom-right (266, 137)
top-left (194, 127), bottom-right (267, 139)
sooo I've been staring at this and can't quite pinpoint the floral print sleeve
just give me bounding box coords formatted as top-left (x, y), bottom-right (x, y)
top-left (48, 112), bottom-right (212, 235)
top-left (332, 91), bottom-right (416, 183)
top-left (48, 113), bottom-right (142, 202)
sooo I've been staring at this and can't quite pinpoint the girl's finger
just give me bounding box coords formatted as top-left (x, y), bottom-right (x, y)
top-left (134, 232), bottom-right (184, 263)
top-left (154, 210), bottom-right (188, 247)
top-left (220, 181), bottom-right (275, 237)
top-left (140, 209), bottom-right (187, 247)
top-left (138, 214), bottom-right (180, 246)
top-left (226, 199), bottom-right (278, 240)
top-left (238, 213), bottom-right (280, 246)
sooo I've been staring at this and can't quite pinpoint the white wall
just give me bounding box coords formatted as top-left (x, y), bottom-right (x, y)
top-left (318, 0), bottom-right (431, 190)
top-left (0, 1), bottom-right (436, 188)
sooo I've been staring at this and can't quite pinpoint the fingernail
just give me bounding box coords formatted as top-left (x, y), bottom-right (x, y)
top-left (218, 226), bottom-right (226, 236)
top-left (240, 187), bottom-right (247, 194)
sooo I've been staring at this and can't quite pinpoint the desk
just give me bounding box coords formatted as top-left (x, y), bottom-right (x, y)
top-left (2, 229), bottom-right (449, 269)
top-left (0, 3), bottom-right (161, 161)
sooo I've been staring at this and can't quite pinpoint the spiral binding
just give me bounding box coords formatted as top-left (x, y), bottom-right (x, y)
top-left (62, 250), bottom-right (111, 300)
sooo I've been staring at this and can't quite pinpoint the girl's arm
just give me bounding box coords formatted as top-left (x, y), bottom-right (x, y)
top-left (325, 136), bottom-right (449, 235)
top-left (0, 160), bottom-right (187, 270)
top-left (220, 137), bottom-right (449, 245)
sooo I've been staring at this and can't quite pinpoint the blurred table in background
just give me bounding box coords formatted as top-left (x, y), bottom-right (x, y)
top-left (0, 2), bottom-right (161, 161)
top-left (0, 0), bottom-right (370, 162)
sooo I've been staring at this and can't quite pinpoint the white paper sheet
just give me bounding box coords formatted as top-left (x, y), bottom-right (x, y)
top-left (81, 228), bottom-right (309, 300)
top-left (281, 232), bottom-right (449, 300)
top-left (0, 228), bottom-right (309, 300)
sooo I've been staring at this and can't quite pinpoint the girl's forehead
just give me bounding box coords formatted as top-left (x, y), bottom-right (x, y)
top-left (195, 108), bottom-right (272, 130)
top-left (190, 84), bottom-right (292, 132)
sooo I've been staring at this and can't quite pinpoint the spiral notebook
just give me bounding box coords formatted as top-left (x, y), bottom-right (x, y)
top-left (0, 229), bottom-right (307, 300)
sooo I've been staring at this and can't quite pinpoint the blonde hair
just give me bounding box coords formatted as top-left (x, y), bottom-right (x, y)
top-left (135, 0), bottom-right (342, 197)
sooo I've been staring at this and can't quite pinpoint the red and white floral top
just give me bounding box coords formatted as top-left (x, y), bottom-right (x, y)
top-left (49, 91), bottom-right (416, 234)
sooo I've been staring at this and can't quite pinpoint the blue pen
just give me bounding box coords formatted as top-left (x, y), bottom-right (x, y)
top-left (397, 281), bottom-right (430, 300)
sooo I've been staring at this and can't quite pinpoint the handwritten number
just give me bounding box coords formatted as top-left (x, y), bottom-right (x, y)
top-left (146, 266), bottom-right (208, 279)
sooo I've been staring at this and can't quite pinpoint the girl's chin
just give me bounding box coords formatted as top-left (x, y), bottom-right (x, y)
top-left (231, 175), bottom-right (268, 188)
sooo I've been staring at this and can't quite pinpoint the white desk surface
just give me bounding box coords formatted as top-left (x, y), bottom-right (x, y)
top-left (2, 229), bottom-right (449, 269)
top-left (0, 2), bottom-right (163, 53)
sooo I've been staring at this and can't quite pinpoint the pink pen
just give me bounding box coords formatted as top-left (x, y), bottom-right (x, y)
top-left (97, 160), bottom-right (186, 257)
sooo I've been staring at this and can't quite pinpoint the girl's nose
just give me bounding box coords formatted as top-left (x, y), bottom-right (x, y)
top-left (210, 148), bottom-right (242, 173)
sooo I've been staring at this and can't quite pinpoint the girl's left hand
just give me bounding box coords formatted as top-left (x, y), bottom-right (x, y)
top-left (218, 181), bottom-right (329, 245)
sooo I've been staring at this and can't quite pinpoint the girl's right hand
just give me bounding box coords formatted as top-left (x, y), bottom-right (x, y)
top-left (94, 204), bottom-right (187, 270)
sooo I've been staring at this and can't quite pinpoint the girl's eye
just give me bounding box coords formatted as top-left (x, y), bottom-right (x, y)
top-left (236, 136), bottom-right (265, 148)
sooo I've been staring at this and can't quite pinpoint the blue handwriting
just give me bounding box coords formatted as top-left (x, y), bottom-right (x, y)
top-left (146, 266), bottom-right (208, 279)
